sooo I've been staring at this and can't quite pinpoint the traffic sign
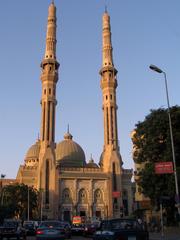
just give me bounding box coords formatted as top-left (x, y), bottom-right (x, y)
top-left (112, 191), bottom-right (120, 198)
top-left (155, 162), bottom-right (173, 174)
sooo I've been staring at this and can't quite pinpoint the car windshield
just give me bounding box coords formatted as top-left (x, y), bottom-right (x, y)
top-left (3, 222), bottom-right (18, 227)
top-left (101, 219), bottom-right (137, 230)
top-left (40, 221), bottom-right (61, 228)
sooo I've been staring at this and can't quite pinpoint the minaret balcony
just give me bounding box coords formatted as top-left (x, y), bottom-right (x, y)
top-left (99, 66), bottom-right (118, 75)
top-left (41, 58), bottom-right (60, 69)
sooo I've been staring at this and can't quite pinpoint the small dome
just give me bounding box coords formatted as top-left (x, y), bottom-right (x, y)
top-left (86, 157), bottom-right (99, 168)
top-left (56, 132), bottom-right (86, 167)
top-left (25, 140), bottom-right (40, 166)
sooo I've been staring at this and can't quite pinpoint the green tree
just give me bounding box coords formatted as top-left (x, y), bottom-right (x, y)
top-left (132, 106), bottom-right (180, 221)
top-left (0, 183), bottom-right (39, 221)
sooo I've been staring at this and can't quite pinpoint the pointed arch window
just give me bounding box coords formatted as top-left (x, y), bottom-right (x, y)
top-left (78, 189), bottom-right (87, 204)
top-left (62, 188), bottom-right (71, 203)
top-left (94, 189), bottom-right (103, 204)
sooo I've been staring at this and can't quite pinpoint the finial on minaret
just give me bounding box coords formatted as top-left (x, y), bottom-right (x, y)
top-left (52, 0), bottom-right (54, 4)
top-left (105, 5), bottom-right (108, 13)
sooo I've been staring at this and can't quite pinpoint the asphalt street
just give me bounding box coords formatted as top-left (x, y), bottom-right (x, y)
top-left (27, 236), bottom-right (92, 240)
top-left (25, 234), bottom-right (180, 240)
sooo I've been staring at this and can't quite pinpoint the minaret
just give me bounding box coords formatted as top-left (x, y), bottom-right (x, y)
top-left (37, 1), bottom-right (59, 219)
top-left (99, 10), bottom-right (123, 218)
top-left (40, 1), bottom-right (59, 145)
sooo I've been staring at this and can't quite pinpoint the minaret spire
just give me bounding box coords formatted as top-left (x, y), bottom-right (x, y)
top-left (44, 1), bottom-right (57, 60)
top-left (40, 1), bottom-right (59, 145)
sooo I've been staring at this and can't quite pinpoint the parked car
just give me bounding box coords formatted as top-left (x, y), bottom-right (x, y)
top-left (0, 219), bottom-right (26, 240)
top-left (23, 221), bottom-right (36, 236)
top-left (83, 223), bottom-right (99, 236)
top-left (59, 221), bottom-right (71, 239)
top-left (36, 221), bottom-right (65, 240)
top-left (93, 218), bottom-right (149, 240)
top-left (71, 223), bottom-right (85, 235)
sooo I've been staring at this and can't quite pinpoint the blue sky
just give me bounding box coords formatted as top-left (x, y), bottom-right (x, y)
top-left (0, 0), bottom-right (180, 178)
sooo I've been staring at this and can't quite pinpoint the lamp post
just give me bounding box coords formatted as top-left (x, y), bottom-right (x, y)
top-left (149, 64), bottom-right (180, 215)
top-left (40, 190), bottom-right (44, 221)
top-left (27, 186), bottom-right (30, 221)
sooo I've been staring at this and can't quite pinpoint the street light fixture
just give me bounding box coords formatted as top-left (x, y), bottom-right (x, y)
top-left (149, 64), bottom-right (180, 215)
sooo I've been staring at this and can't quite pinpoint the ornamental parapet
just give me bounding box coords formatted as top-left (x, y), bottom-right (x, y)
top-left (58, 167), bottom-right (102, 173)
top-left (23, 165), bottom-right (38, 170)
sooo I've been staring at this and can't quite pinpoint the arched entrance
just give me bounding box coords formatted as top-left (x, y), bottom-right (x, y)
top-left (63, 210), bottom-right (71, 222)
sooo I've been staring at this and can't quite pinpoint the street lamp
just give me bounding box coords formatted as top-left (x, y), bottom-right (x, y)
top-left (149, 64), bottom-right (180, 215)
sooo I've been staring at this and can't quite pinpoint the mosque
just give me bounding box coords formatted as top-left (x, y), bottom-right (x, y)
top-left (16, 2), bottom-right (133, 221)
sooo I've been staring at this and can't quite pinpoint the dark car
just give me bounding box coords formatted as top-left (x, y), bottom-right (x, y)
top-left (93, 218), bottom-right (149, 240)
top-left (71, 224), bottom-right (85, 235)
top-left (23, 222), bottom-right (36, 236)
top-left (36, 221), bottom-right (65, 240)
top-left (0, 219), bottom-right (26, 240)
top-left (83, 223), bottom-right (99, 236)
top-left (59, 221), bottom-right (71, 239)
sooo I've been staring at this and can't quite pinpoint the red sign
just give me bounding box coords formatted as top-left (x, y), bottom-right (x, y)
top-left (155, 162), bottom-right (173, 174)
top-left (112, 191), bottom-right (120, 198)
top-left (72, 216), bottom-right (81, 224)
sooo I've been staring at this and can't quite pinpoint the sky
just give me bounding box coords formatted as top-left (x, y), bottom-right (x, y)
top-left (0, 0), bottom-right (180, 179)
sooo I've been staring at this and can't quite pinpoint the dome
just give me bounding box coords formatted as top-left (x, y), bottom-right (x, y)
top-left (56, 132), bottom-right (86, 167)
top-left (85, 156), bottom-right (99, 168)
top-left (25, 140), bottom-right (40, 166)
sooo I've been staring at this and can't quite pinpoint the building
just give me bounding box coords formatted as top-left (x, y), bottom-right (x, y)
top-left (16, 2), bottom-right (133, 221)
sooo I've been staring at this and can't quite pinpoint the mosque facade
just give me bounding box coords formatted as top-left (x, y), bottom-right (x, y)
top-left (16, 2), bottom-right (133, 221)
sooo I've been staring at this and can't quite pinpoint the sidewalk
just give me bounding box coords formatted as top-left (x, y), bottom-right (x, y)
top-left (149, 227), bottom-right (180, 240)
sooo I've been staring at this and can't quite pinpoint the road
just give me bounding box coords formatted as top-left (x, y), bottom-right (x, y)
top-left (27, 233), bottom-right (180, 240)
top-left (27, 236), bottom-right (92, 240)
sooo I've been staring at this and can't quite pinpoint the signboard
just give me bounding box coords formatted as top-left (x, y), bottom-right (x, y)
top-left (155, 162), bottom-right (173, 174)
top-left (72, 216), bottom-right (81, 224)
top-left (112, 191), bottom-right (120, 198)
